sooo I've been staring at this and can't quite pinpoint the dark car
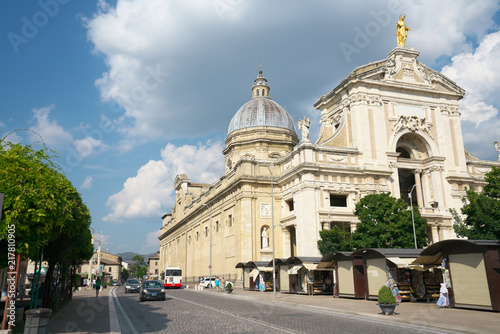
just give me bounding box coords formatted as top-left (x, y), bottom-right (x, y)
top-left (139, 280), bottom-right (166, 301)
top-left (124, 279), bottom-right (141, 293)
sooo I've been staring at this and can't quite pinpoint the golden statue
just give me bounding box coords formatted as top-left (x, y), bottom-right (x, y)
top-left (397, 15), bottom-right (411, 46)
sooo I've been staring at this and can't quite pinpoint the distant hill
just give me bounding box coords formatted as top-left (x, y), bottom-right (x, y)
top-left (118, 252), bottom-right (158, 264)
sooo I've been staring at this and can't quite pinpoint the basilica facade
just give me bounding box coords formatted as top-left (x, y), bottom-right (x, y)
top-left (158, 46), bottom-right (499, 281)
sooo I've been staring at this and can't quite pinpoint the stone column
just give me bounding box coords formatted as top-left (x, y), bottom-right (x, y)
top-left (413, 169), bottom-right (424, 207)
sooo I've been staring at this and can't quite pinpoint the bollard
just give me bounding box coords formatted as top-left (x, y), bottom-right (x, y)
top-left (24, 308), bottom-right (52, 334)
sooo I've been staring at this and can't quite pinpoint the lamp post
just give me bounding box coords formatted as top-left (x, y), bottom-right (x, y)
top-left (202, 203), bottom-right (212, 289)
top-left (409, 184), bottom-right (419, 249)
top-left (260, 161), bottom-right (276, 299)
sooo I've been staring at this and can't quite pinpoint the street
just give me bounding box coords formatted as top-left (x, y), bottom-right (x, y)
top-left (111, 287), bottom-right (454, 334)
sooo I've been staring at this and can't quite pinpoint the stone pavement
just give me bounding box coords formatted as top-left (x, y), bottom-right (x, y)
top-left (46, 287), bottom-right (112, 334)
top-left (194, 285), bottom-right (500, 334)
top-left (44, 284), bottom-right (499, 334)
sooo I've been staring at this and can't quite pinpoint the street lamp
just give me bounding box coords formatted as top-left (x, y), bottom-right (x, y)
top-left (202, 203), bottom-right (213, 289)
top-left (259, 161), bottom-right (276, 299)
top-left (409, 184), bottom-right (419, 249)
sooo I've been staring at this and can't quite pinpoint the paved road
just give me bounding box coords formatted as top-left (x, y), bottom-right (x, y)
top-left (112, 287), bottom-right (456, 334)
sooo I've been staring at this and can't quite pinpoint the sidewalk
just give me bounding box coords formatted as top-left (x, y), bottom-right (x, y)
top-left (45, 285), bottom-right (500, 334)
top-left (193, 285), bottom-right (500, 334)
top-left (47, 287), bottom-right (111, 334)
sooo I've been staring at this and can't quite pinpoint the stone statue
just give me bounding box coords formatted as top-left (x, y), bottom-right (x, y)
top-left (298, 116), bottom-right (311, 142)
top-left (495, 141), bottom-right (500, 161)
top-left (261, 227), bottom-right (269, 249)
top-left (397, 15), bottom-right (411, 46)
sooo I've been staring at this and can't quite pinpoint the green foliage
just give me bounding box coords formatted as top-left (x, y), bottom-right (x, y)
top-left (351, 193), bottom-right (429, 249)
top-left (378, 285), bottom-right (396, 305)
top-left (453, 167), bottom-right (500, 240)
top-left (0, 134), bottom-right (93, 267)
top-left (121, 268), bottom-right (130, 281)
top-left (317, 225), bottom-right (353, 256)
top-left (226, 282), bottom-right (233, 290)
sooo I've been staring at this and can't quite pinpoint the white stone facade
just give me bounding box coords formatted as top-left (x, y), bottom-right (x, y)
top-left (158, 47), bottom-right (499, 282)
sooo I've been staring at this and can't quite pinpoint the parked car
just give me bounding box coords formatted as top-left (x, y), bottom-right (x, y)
top-left (199, 277), bottom-right (216, 288)
top-left (139, 280), bottom-right (166, 301)
top-left (124, 279), bottom-right (141, 293)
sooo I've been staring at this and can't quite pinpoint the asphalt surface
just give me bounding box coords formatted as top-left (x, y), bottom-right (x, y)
top-left (45, 284), bottom-right (500, 334)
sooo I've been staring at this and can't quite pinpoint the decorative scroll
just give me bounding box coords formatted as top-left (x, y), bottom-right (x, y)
top-left (392, 115), bottom-right (432, 134)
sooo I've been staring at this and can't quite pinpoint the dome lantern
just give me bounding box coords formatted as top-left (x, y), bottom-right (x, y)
top-left (252, 62), bottom-right (270, 98)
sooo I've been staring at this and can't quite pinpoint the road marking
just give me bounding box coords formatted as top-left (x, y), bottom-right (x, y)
top-left (109, 287), bottom-right (121, 333)
top-left (111, 287), bottom-right (139, 334)
top-left (169, 294), bottom-right (298, 333)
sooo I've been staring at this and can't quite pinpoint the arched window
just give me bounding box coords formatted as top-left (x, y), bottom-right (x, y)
top-left (396, 147), bottom-right (412, 158)
top-left (205, 226), bottom-right (209, 237)
top-left (256, 90), bottom-right (260, 96)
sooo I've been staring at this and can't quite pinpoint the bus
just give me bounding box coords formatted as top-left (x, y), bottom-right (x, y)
top-left (162, 267), bottom-right (182, 288)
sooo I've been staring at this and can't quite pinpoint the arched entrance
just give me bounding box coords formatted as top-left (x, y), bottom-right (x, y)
top-left (395, 133), bottom-right (430, 208)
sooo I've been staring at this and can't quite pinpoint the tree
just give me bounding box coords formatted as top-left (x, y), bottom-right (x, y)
top-left (121, 268), bottom-right (130, 281)
top-left (351, 193), bottom-right (429, 249)
top-left (317, 225), bottom-right (352, 256)
top-left (453, 166), bottom-right (500, 240)
top-left (0, 134), bottom-right (93, 307)
top-left (130, 254), bottom-right (144, 277)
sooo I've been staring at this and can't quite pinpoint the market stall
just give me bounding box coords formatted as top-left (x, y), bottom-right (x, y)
top-left (413, 239), bottom-right (500, 311)
top-left (351, 248), bottom-right (423, 300)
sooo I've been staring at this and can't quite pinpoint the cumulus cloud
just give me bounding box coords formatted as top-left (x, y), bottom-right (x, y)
top-left (140, 230), bottom-right (161, 254)
top-left (84, 0), bottom-right (500, 151)
top-left (439, 31), bottom-right (500, 160)
top-left (81, 176), bottom-right (93, 190)
top-left (75, 137), bottom-right (109, 158)
top-left (441, 31), bottom-right (500, 125)
top-left (103, 140), bottom-right (225, 222)
top-left (30, 105), bottom-right (73, 149)
top-left (407, 1), bottom-right (499, 58)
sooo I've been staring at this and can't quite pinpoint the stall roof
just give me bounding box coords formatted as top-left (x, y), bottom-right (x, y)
top-left (412, 239), bottom-right (500, 266)
top-left (283, 256), bottom-right (322, 265)
top-left (351, 248), bottom-right (422, 257)
top-left (317, 251), bottom-right (353, 269)
top-left (246, 261), bottom-right (272, 272)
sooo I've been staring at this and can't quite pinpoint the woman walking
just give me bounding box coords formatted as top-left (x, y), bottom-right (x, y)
top-left (96, 277), bottom-right (102, 297)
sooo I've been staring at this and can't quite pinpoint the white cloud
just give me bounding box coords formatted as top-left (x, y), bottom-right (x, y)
top-left (407, 1), bottom-right (499, 58)
top-left (103, 140), bottom-right (225, 222)
top-left (75, 137), bottom-right (109, 158)
top-left (441, 31), bottom-right (500, 125)
top-left (140, 230), bottom-right (161, 254)
top-left (30, 105), bottom-right (74, 149)
top-left (84, 0), bottom-right (500, 150)
top-left (81, 176), bottom-right (93, 190)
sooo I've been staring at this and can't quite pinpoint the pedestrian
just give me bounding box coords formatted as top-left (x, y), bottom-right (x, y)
top-left (436, 283), bottom-right (449, 307)
top-left (221, 277), bottom-right (225, 292)
top-left (96, 277), bottom-right (102, 297)
top-left (93, 278), bottom-right (96, 290)
top-left (215, 277), bottom-right (220, 292)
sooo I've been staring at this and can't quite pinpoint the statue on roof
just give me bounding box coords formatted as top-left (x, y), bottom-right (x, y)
top-left (494, 141), bottom-right (500, 161)
top-left (397, 15), bottom-right (411, 46)
top-left (298, 116), bottom-right (311, 142)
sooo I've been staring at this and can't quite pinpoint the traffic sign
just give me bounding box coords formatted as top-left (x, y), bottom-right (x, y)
top-left (208, 265), bottom-right (212, 269)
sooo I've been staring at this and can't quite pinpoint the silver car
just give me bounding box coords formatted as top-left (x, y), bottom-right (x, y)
top-left (124, 279), bottom-right (141, 293)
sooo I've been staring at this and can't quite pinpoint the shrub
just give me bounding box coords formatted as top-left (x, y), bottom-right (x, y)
top-left (378, 285), bottom-right (396, 305)
top-left (226, 282), bottom-right (233, 290)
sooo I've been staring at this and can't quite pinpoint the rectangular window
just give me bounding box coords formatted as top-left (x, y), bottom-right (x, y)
top-left (228, 214), bottom-right (233, 227)
top-left (330, 194), bottom-right (347, 207)
top-left (286, 199), bottom-right (294, 211)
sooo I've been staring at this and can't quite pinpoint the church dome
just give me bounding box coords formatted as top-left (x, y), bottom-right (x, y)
top-left (227, 65), bottom-right (296, 135)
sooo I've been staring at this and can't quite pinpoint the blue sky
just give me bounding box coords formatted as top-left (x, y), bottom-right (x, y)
top-left (2, 0), bottom-right (500, 255)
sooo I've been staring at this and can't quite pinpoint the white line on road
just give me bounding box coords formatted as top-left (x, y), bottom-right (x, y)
top-left (111, 287), bottom-right (139, 334)
top-left (109, 287), bottom-right (121, 334)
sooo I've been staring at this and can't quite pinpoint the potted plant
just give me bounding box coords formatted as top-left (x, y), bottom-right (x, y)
top-left (377, 285), bottom-right (397, 315)
top-left (225, 282), bottom-right (233, 294)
